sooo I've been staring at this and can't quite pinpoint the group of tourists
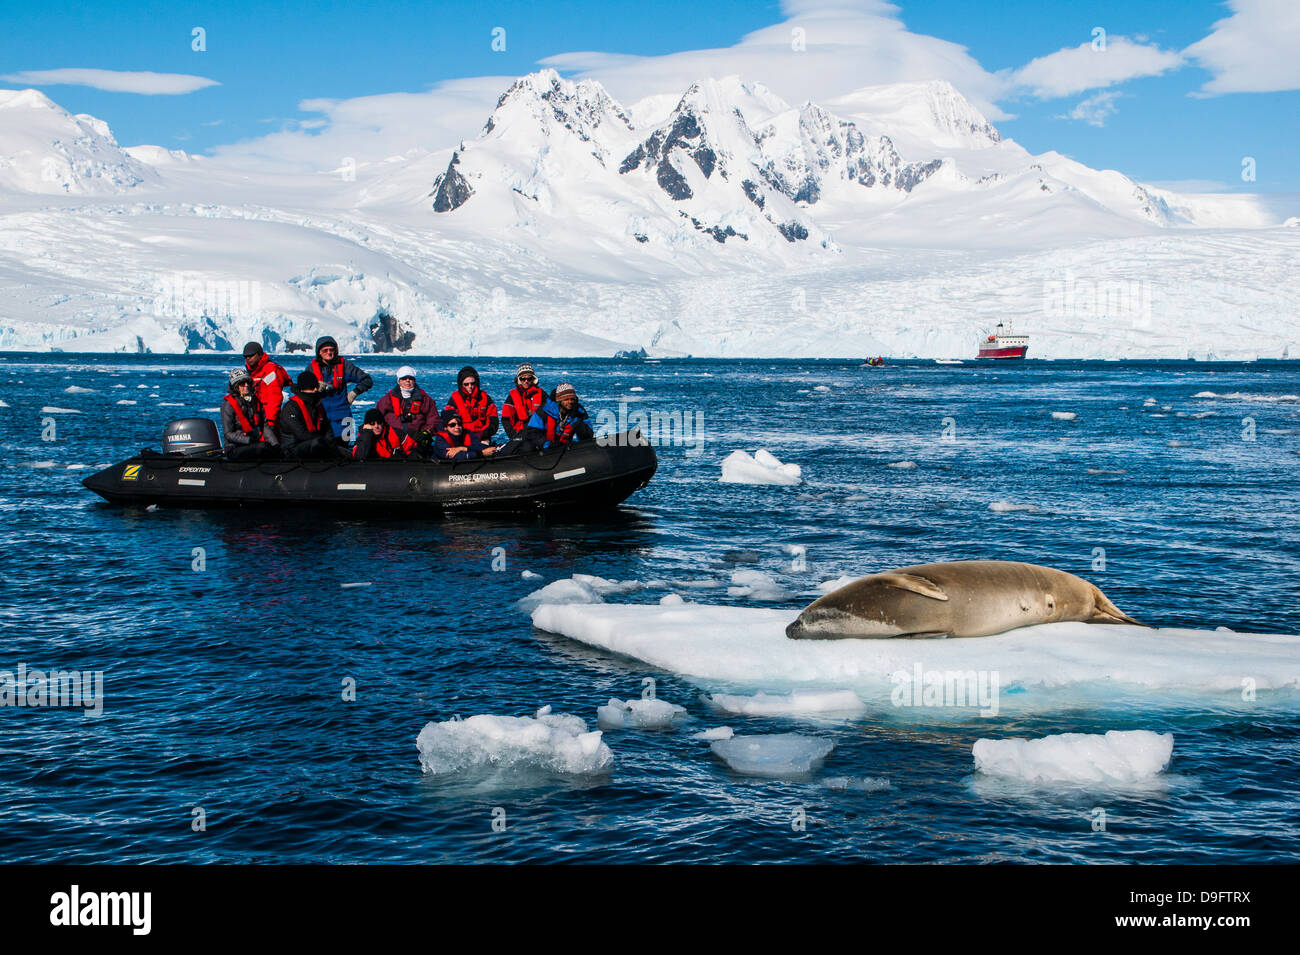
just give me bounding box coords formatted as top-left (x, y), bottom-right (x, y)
top-left (220, 337), bottom-right (594, 463)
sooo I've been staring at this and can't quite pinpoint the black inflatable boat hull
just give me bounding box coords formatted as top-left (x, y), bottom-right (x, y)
top-left (83, 430), bottom-right (657, 513)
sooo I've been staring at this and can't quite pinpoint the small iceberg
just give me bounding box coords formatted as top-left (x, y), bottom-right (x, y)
top-left (64, 386), bottom-right (96, 394)
top-left (972, 729), bottom-right (1173, 785)
top-left (988, 500), bottom-right (1040, 514)
top-left (1051, 411), bottom-right (1077, 421)
top-left (711, 734), bottom-right (834, 778)
top-left (40, 406), bottom-right (81, 414)
top-left (726, 569), bottom-right (790, 601)
top-left (596, 697), bottom-right (687, 730)
top-left (720, 449), bottom-right (802, 486)
top-left (416, 706), bottom-right (612, 776)
top-left (693, 726), bottom-right (734, 741)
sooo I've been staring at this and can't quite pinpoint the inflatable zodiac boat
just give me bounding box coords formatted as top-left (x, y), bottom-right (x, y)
top-left (82, 419), bottom-right (657, 513)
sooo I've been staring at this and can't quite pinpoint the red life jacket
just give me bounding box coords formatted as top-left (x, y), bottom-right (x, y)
top-left (376, 426), bottom-right (416, 458)
top-left (505, 386), bottom-right (543, 425)
top-left (247, 354), bottom-right (291, 424)
top-left (289, 395), bottom-right (321, 433)
top-left (388, 387), bottom-right (426, 419)
top-left (435, 430), bottom-right (472, 457)
top-left (225, 394), bottom-right (265, 440)
top-left (449, 388), bottom-right (493, 432)
top-left (545, 413), bottom-right (576, 445)
top-left (311, 357), bottom-right (345, 390)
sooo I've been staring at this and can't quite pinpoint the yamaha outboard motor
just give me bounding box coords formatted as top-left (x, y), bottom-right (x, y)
top-left (162, 418), bottom-right (222, 456)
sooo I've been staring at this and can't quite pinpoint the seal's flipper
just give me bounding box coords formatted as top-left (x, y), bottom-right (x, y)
top-left (898, 630), bottom-right (951, 639)
top-left (1087, 586), bottom-right (1152, 627)
top-left (875, 573), bottom-right (949, 601)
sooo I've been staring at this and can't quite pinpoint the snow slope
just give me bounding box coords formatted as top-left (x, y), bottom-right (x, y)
top-left (0, 72), bottom-right (1295, 357)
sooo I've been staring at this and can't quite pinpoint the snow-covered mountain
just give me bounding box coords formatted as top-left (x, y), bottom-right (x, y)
top-left (0, 72), bottom-right (1294, 358)
top-left (0, 88), bottom-right (159, 195)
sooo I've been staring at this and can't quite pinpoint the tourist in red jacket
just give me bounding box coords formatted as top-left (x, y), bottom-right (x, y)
top-left (442, 365), bottom-right (499, 443)
top-left (353, 409), bottom-right (418, 460)
top-left (242, 342), bottom-right (293, 431)
top-left (501, 362), bottom-right (545, 439)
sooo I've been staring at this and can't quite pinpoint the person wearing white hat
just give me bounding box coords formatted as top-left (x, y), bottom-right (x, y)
top-left (501, 361), bottom-right (545, 439)
top-left (375, 365), bottom-right (440, 444)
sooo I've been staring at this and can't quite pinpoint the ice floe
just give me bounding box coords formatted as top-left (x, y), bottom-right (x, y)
top-left (719, 449), bottom-right (802, 486)
top-left (416, 706), bottom-right (612, 777)
top-left (40, 406), bottom-right (80, 414)
top-left (989, 500), bottom-right (1040, 513)
top-left (1051, 411), bottom-right (1077, 420)
top-left (887, 460), bottom-right (918, 468)
top-left (596, 697), bottom-right (687, 730)
top-left (64, 386), bottom-right (95, 394)
top-left (972, 730), bottom-right (1173, 784)
top-left (727, 569), bottom-right (790, 601)
top-left (530, 602), bottom-right (1300, 708)
top-left (704, 689), bottom-right (866, 718)
top-left (711, 734), bottom-right (834, 778)
top-left (693, 726), bottom-right (734, 741)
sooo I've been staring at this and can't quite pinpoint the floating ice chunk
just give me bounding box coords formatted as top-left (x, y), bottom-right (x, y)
top-left (823, 776), bottom-right (891, 792)
top-left (1168, 440), bottom-right (1186, 448)
top-left (521, 570), bottom-right (542, 580)
top-left (705, 689), bottom-right (866, 717)
top-left (416, 708), bottom-right (613, 776)
top-left (596, 697), bottom-right (686, 730)
top-left (1087, 467), bottom-right (1127, 475)
top-left (137, 384), bottom-right (148, 389)
top-left (1051, 411), bottom-right (1077, 421)
top-left (116, 400), bottom-right (137, 405)
top-left (65, 464), bottom-right (89, 470)
top-left (887, 460), bottom-right (918, 469)
top-left (340, 582), bottom-right (372, 589)
top-left (972, 730), bottom-right (1174, 785)
top-left (64, 386), bottom-right (95, 394)
top-left (989, 500), bottom-right (1040, 513)
top-left (1193, 391), bottom-right (1215, 398)
top-left (517, 577), bottom-right (604, 612)
top-left (720, 450), bottom-right (802, 486)
top-left (727, 569), bottom-right (790, 601)
top-left (40, 406), bottom-right (81, 414)
top-left (26, 461), bottom-right (57, 469)
top-left (780, 543), bottom-right (807, 557)
top-left (711, 734), bottom-right (834, 778)
top-left (817, 576), bottom-right (857, 593)
top-left (660, 593), bottom-right (685, 606)
top-left (0, 400), bottom-right (8, 408)
top-left (694, 726), bottom-right (734, 741)
top-left (158, 402), bottom-right (183, 407)
top-left (629, 386), bottom-right (644, 392)
top-left (813, 385), bottom-right (831, 393)
top-left (200, 407), bottom-right (220, 412)
top-left (1143, 398), bottom-right (1158, 406)
top-left (572, 573), bottom-right (645, 596)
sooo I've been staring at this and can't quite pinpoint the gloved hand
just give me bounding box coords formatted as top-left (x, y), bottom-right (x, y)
top-left (417, 430), bottom-right (433, 449)
top-left (346, 390), bottom-right (357, 404)
top-left (401, 412), bottom-right (413, 423)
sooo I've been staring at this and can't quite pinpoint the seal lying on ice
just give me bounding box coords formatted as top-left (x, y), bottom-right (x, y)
top-left (786, 560), bottom-right (1149, 639)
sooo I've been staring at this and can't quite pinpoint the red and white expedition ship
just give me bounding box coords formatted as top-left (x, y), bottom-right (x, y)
top-left (977, 322), bottom-right (1029, 359)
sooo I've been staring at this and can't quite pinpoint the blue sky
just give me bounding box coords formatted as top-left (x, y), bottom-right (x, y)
top-left (2, 0), bottom-right (1296, 191)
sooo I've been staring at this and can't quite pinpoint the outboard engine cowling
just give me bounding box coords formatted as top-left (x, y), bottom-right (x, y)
top-left (162, 418), bottom-right (222, 456)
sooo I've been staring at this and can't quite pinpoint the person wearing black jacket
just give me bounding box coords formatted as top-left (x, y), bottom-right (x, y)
top-left (280, 372), bottom-right (347, 459)
top-left (221, 368), bottom-right (280, 461)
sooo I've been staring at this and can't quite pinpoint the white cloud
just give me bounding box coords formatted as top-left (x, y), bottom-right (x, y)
top-left (1011, 36), bottom-right (1184, 98)
top-left (209, 76), bottom-right (512, 170)
top-left (1184, 0), bottom-right (1300, 94)
top-left (1060, 90), bottom-right (1123, 127)
top-left (543, 0), bottom-right (1012, 120)
top-left (0, 68), bottom-right (218, 95)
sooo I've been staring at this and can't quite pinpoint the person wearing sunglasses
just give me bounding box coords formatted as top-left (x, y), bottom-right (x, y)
top-left (501, 362), bottom-right (545, 439)
top-left (304, 335), bottom-right (373, 440)
top-left (442, 365), bottom-right (499, 444)
top-left (432, 413), bottom-right (499, 461)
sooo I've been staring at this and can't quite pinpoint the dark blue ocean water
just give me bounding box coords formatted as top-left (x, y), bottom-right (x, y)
top-left (1, 354), bottom-right (1297, 863)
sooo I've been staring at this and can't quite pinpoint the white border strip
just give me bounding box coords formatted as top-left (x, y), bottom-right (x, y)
top-left (177, 478), bottom-right (206, 487)
top-left (337, 483), bottom-right (367, 491)
top-left (553, 467), bottom-right (587, 481)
